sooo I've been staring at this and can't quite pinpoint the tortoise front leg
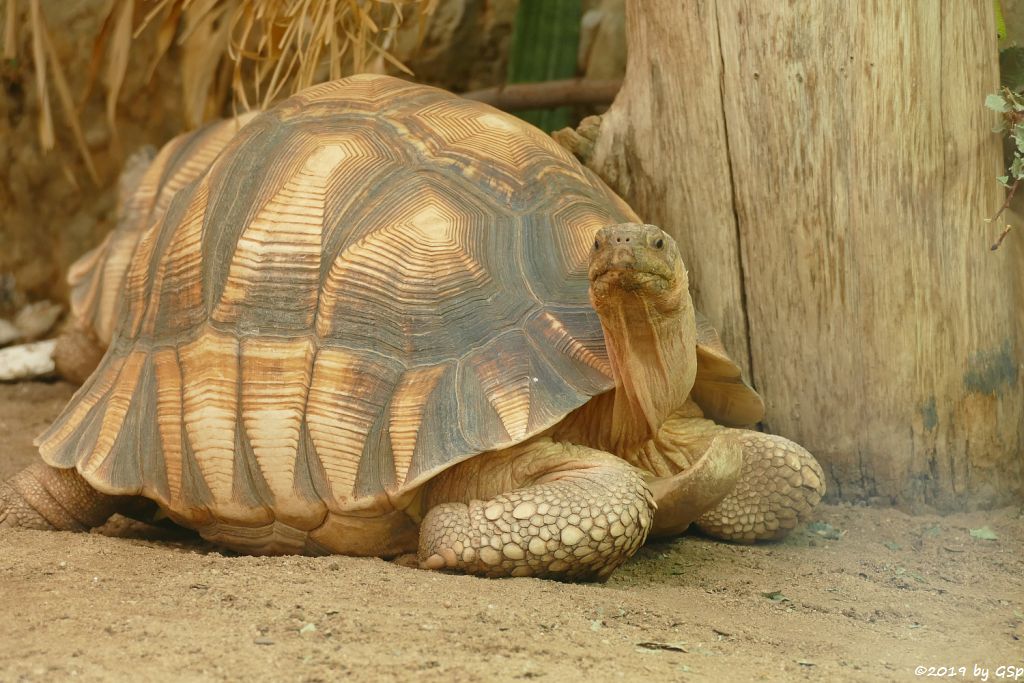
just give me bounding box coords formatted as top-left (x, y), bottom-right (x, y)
top-left (0, 463), bottom-right (119, 531)
top-left (695, 431), bottom-right (825, 542)
top-left (417, 438), bottom-right (655, 581)
top-left (643, 433), bottom-right (742, 538)
top-left (650, 416), bottom-right (825, 542)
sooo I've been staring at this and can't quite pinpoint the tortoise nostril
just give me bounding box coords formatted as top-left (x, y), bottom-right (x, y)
top-left (624, 238), bottom-right (630, 242)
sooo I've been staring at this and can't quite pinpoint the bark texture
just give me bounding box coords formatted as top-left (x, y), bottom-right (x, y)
top-left (584, 0), bottom-right (1023, 509)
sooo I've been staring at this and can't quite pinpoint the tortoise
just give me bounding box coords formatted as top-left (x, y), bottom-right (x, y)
top-left (53, 113), bottom-right (258, 384)
top-left (0, 75), bottom-right (824, 580)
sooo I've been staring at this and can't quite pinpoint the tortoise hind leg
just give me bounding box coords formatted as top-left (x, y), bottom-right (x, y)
top-left (417, 438), bottom-right (655, 581)
top-left (52, 327), bottom-right (106, 385)
top-left (0, 463), bottom-right (120, 531)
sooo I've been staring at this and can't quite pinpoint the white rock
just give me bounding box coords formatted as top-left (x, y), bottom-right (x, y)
top-left (0, 339), bottom-right (57, 381)
top-left (0, 320), bottom-right (18, 346)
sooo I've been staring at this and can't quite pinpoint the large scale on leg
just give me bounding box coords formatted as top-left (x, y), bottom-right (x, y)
top-left (2, 75), bottom-right (825, 581)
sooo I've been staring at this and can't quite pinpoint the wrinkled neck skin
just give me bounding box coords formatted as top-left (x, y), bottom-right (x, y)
top-left (591, 267), bottom-right (697, 455)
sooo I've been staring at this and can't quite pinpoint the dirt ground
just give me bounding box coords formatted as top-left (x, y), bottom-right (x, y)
top-left (0, 381), bottom-right (1021, 682)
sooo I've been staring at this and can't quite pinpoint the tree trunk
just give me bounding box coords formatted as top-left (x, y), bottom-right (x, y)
top-left (583, 0), bottom-right (1023, 510)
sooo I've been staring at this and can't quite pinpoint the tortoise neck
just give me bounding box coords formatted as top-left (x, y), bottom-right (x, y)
top-left (598, 289), bottom-right (697, 452)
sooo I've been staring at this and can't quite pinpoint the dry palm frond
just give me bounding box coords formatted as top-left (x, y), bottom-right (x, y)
top-left (2, 0), bottom-right (433, 180)
top-left (4, 0), bottom-right (100, 183)
top-left (89, 0), bottom-right (436, 129)
top-left (3, 0), bottom-right (15, 60)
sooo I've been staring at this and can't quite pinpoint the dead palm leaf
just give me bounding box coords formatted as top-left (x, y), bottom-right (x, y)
top-left (2, 0), bottom-right (433, 181)
top-left (6, 0), bottom-right (100, 183)
top-left (94, 0), bottom-right (435, 129)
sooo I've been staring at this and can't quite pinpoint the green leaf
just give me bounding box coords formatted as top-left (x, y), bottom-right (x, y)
top-left (987, 93), bottom-right (1010, 112)
top-left (970, 526), bottom-right (999, 541)
top-left (998, 175), bottom-right (1010, 187)
top-left (1013, 124), bottom-right (1024, 147)
top-left (1010, 155), bottom-right (1024, 179)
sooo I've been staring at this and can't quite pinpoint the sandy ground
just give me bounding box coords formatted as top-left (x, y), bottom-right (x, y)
top-left (0, 381), bottom-right (1021, 682)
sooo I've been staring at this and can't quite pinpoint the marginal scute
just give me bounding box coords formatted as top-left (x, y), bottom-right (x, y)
top-left (240, 337), bottom-right (315, 509)
top-left (692, 311), bottom-right (765, 426)
top-left (470, 336), bottom-right (533, 442)
top-left (534, 310), bottom-right (612, 379)
top-left (152, 347), bottom-right (185, 505)
top-left (178, 327), bottom-right (239, 508)
top-left (80, 350), bottom-right (147, 477)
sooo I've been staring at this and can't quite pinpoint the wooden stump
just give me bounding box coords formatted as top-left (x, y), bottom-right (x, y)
top-left (580, 0), bottom-right (1023, 510)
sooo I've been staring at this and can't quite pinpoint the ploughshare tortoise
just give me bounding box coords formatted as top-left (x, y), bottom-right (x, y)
top-left (1, 75), bottom-right (824, 580)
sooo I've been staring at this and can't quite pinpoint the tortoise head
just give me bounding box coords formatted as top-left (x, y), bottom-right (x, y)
top-left (588, 223), bottom-right (689, 315)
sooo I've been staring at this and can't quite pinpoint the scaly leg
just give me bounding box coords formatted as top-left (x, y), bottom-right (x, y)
top-left (696, 430), bottom-right (824, 542)
top-left (417, 438), bottom-right (655, 581)
top-left (0, 463), bottom-right (120, 531)
top-left (647, 416), bottom-right (825, 542)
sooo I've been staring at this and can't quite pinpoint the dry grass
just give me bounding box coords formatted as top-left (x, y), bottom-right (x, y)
top-left (2, 0), bottom-right (436, 182)
top-left (4, 0), bottom-right (100, 183)
top-left (117, 0), bottom-right (436, 127)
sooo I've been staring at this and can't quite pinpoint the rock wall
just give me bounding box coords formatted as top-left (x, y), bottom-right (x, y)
top-left (0, 1), bottom-right (183, 318)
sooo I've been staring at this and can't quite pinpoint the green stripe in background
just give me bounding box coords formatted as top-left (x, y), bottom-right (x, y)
top-left (506, 0), bottom-right (582, 132)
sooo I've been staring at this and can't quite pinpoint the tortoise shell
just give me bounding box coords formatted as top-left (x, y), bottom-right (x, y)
top-left (38, 75), bottom-right (760, 538)
top-left (68, 113), bottom-right (257, 346)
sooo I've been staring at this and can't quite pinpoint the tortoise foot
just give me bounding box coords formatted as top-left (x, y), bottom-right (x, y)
top-left (0, 480), bottom-right (52, 530)
top-left (418, 442), bottom-right (654, 581)
top-left (696, 432), bottom-right (825, 542)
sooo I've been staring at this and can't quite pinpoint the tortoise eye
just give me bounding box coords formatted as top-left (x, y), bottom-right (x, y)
top-left (654, 238), bottom-right (664, 249)
top-left (594, 239), bottom-right (601, 250)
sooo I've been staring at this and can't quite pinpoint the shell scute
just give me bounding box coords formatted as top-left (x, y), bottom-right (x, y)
top-left (69, 114), bottom-right (257, 346)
